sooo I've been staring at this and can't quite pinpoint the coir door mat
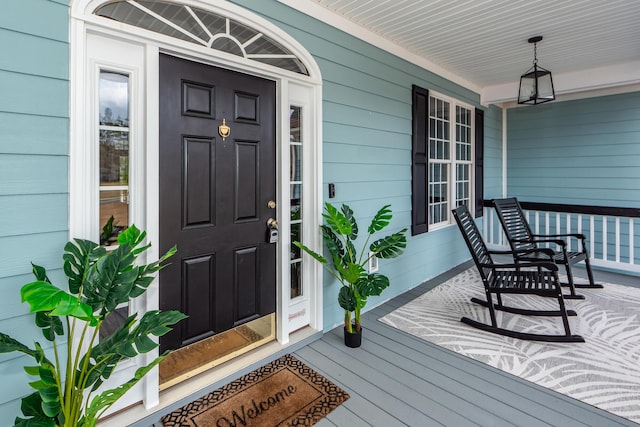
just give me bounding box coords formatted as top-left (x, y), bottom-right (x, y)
top-left (161, 354), bottom-right (350, 426)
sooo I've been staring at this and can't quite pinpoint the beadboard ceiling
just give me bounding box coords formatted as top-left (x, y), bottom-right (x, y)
top-left (280, 0), bottom-right (640, 104)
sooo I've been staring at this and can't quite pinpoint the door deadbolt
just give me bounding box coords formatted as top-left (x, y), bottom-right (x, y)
top-left (268, 200), bottom-right (277, 209)
top-left (267, 218), bottom-right (278, 229)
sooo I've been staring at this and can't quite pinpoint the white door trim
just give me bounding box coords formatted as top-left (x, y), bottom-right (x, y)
top-left (70, 0), bottom-right (323, 413)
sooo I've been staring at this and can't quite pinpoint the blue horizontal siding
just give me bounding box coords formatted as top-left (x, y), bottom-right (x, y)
top-left (0, 112), bottom-right (69, 155)
top-left (0, 232), bottom-right (68, 278)
top-left (484, 105), bottom-right (503, 200)
top-left (0, 155), bottom-right (68, 196)
top-left (323, 142), bottom-right (408, 165)
top-left (0, 0), bottom-right (69, 42)
top-left (0, 0), bottom-right (71, 421)
top-left (507, 91), bottom-right (640, 208)
top-left (1, 194), bottom-right (68, 237)
top-left (0, 28), bottom-right (68, 80)
top-left (0, 70), bottom-right (69, 117)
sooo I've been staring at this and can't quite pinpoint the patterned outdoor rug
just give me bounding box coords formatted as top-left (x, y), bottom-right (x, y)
top-left (380, 268), bottom-right (640, 423)
top-left (161, 354), bottom-right (349, 426)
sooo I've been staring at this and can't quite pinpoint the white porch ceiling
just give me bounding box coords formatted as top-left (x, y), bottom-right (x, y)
top-left (280, 0), bottom-right (640, 104)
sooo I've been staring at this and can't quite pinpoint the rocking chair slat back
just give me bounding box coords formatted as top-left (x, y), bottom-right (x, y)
top-left (452, 204), bottom-right (584, 342)
top-left (453, 203), bottom-right (493, 283)
top-left (493, 198), bottom-right (536, 250)
top-left (492, 197), bottom-right (602, 297)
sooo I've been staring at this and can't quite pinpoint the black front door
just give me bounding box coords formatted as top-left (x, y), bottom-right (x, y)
top-left (159, 54), bottom-right (276, 352)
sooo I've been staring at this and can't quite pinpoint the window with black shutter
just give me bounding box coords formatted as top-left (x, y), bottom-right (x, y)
top-left (411, 85), bottom-right (483, 234)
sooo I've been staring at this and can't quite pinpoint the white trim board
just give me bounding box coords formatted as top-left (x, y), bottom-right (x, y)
top-left (276, 0), bottom-right (481, 95)
top-left (70, 0), bottom-right (325, 419)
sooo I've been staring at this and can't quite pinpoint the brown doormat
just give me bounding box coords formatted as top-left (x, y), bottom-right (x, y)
top-left (161, 354), bottom-right (350, 426)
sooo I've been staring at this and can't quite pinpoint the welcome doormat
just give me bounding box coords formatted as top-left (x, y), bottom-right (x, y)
top-left (161, 354), bottom-right (349, 426)
top-left (379, 268), bottom-right (640, 423)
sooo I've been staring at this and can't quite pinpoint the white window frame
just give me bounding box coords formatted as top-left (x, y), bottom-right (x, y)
top-left (428, 91), bottom-right (475, 230)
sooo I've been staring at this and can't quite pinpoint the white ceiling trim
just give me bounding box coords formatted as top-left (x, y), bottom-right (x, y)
top-left (277, 0), bottom-right (482, 95)
top-left (482, 60), bottom-right (640, 106)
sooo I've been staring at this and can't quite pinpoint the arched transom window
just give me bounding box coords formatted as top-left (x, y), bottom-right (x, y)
top-left (94, 0), bottom-right (309, 75)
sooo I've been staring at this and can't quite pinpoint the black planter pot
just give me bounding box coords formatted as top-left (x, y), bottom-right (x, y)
top-left (344, 325), bottom-right (362, 348)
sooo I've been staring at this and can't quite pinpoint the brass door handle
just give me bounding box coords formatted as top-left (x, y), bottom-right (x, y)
top-left (267, 218), bottom-right (278, 229)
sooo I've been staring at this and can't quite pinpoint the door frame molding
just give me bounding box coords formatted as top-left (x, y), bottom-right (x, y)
top-left (70, 0), bottom-right (323, 412)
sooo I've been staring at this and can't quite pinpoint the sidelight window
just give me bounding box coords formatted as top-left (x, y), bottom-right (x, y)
top-left (290, 105), bottom-right (303, 299)
top-left (99, 71), bottom-right (130, 246)
top-left (98, 70), bottom-right (131, 338)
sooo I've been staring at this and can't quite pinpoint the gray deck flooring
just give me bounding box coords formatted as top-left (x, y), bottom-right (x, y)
top-left (298, 263), bottom-right (640, 427)
top-left (143, 263), bottom-right (640, 427)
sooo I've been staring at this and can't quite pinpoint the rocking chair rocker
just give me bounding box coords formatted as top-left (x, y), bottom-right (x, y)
top-left (452, 205), bottom-right (584, 342)
top-left (492, 197), bottom-right (603, 300)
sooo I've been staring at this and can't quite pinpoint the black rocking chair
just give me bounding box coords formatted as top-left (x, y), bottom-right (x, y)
top-left (452, 205), bottom-right (584, 342)
top-left (492, 197), bottom-right (603, 300)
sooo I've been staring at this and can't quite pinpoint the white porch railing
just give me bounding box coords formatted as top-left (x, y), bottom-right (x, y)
top-left (482, 204), bottom-right (640, 275)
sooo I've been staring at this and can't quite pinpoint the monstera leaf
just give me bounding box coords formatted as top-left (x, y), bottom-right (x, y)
top-left (338, 286), bottom-right (357, 312)
top-left (322, 202), bottom-right (352, 236)
top-left (341, 204), bottom-right (358, 240)
top-left (356, 273), bottom-right (390, 298)
top-left (0, 225), bottom-right (185, 426)
top-left (368, 204), bottom-right (392, 234)
top-left (370, 229), bottom-right (408, 259)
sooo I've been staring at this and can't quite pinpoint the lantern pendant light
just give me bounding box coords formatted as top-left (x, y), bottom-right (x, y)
top-left (518, 36), bottom-right (555, 105)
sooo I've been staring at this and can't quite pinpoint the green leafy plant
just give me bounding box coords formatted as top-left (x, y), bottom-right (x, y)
top-left (99, 215), bottom-right (126, 247)
top-left (294, 203), bottom-right (407, 334)
top-left (0, 226), bottom-right (186, 427)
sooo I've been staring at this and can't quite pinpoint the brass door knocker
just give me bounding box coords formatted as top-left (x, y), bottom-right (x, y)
top-left (218, 118), bottom-right (230, 141)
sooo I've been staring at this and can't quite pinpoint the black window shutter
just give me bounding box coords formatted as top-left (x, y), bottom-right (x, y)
top-left (474, 108), bottom-right (484, 218)
top-left (411, 85), bottom-right (429, 235)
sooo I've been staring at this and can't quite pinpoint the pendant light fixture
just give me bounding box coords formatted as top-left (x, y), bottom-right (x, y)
top-left (517, 36), bottom-right (555, 105)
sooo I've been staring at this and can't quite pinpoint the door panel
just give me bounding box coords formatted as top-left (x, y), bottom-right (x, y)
top-left (184, 137), bottom-right (215, 227)
top-left (235, 141), bottom-right (259, 221)
top-left (159, 54), bottom-right (276, 352)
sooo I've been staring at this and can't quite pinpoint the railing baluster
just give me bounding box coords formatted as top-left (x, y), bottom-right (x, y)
top-left (566, 213), bottom-right (571, 252)
top-left (603, 216), bottom-right (608, 261)
top-left (615, 217), bottom-right (621, 263)
top-left (631, 218), bottom-right (635, 266)
top-left (577, 213), bottom-right (583, 254)
top-left (483, 207), bottom-right (489, 243)
top-left (590, 216), bottom-right (595, 260)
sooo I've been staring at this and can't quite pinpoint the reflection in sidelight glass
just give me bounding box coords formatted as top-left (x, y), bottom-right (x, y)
top-left (98, 70), bottom-right (132, 342)
top-left (290, 105), bottom-right (303, 299)
top-left (99, 71), bottom-right (130, 246)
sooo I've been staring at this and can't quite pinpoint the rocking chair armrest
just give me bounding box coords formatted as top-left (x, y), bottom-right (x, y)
top-left (489, 247), bottom-right (555, 258)
top-left (512, 247), bottom-right (555, 258)
top-left (520, 237), bottom-right (567, 247)
top-left (532, 233), bottom-right (588, 252)
top-left (533, 233), bottom-right (586, 240)
top-left (479, 261), bottom-right (559, 271)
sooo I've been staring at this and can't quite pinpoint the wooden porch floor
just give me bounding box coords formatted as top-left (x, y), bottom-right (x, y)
top-left (140, 262), bottom-right (640, 427)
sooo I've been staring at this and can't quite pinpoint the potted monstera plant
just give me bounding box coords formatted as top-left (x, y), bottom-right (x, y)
top-left (0, 225), bottom-right (186, 426)
top-left (294, 203), bottom-right (407, 347)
